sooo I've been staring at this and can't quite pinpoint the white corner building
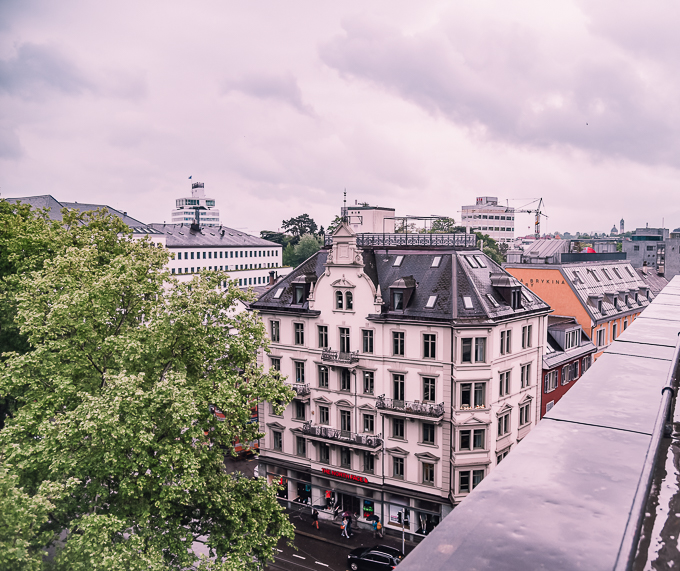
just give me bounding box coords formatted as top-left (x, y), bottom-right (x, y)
top-left (461, 196), bottom-right (515, 243)
top-left (251, 222), bottom-right (550, 541)
top-left (172, 182), bottom-right (220, 225)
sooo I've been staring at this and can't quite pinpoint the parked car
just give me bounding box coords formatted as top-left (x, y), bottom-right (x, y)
top-left (347, 546), bottom-right (402, 570)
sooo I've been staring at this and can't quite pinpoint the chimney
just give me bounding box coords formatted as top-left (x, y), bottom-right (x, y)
top-left (269, 270), bottom-right (276, 285)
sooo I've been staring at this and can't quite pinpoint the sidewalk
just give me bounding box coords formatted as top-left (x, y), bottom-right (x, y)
top-left (284, 505), bottom-right (417, 554)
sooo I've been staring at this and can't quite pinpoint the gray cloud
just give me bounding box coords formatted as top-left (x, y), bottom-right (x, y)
top-left (223, 72), bottom-right (314, 115)
top-left (319, 15), bottom-right (680, 167)
top-left (0, 42), bottom-right (94, 99)
top-left (0, 123), bottom-right (22, 159)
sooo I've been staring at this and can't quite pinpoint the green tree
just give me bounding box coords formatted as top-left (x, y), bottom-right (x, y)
top-left (326, 215), bottom-right (343, 235)
top-left (0, 206), bottom-right (294, 570)
top-left (281, 214), bottom-right (318, 243)
top-left (428, 217), bottom-right (463, 233)
top-left (474, 232), bottom-right (506, 265)
top-left (294, 234), bottom-right (321, 264)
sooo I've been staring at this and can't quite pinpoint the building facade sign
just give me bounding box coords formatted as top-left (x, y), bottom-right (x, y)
top-left (321, 468), bottom-right (369, 484)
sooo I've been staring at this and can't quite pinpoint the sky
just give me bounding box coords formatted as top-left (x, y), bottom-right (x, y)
top-left (1, 0), bottom-right (679, 237)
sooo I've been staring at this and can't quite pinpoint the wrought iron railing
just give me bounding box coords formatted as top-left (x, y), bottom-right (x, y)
top-left (288, 383), bottom-right (310, 397)
top-left (301, 422), bottom-right (382, 448)
top-left (321, 349), bottom-right (359, 364)
top-left (376, 395), bottom-right (445, 418)
top-left (324, 233), bottom-right (476, 248)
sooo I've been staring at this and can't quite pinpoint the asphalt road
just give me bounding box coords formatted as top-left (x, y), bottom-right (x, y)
top-left (267, 531), bottom-right (352, 571)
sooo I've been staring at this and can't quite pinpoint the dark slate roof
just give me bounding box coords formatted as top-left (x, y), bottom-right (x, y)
top-left (635, 268), bottom-right (668, 296)
top-left (252, 247), bottom-right (550, 323)
top-left (148, 223), bottom-right (280, 248)
top-left (253, 250), bottom-right (328, 312)
top-left (5, 195), bottom-right (162, 234)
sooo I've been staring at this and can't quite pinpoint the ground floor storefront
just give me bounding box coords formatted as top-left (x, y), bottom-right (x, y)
top-left (261, 458), bottom-right (452, 542)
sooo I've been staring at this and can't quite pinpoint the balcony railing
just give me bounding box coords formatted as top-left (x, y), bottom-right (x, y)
top-left (324, 233), bottom-right (476, 249)
top-left (301, 422), bottom-right (382, 449)
top-left (376, 395), bottom-right (445, 418)
top-left (321, 348), bottom-right (359, 364)
top-left (288, 383), bottom-right (310, 397)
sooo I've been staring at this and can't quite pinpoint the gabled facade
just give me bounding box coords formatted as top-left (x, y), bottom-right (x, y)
top-left (541, 316), bottom-right (596, 417)
top-left (251, 224), bottom-right (550, 540)
top-left (504, 259), bottom-right (652, 359)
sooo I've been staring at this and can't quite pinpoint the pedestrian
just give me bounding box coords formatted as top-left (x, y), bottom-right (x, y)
top-left (325, 490), bottom-right (332, 510)
top-left (346, 516), bottom-right (352, 538)
top-left (341, 517), bottom-right (349, 539)
top-left (377, 519), bottom-right (383, 538)
top-left (312, 509), bottom-right (319, 530)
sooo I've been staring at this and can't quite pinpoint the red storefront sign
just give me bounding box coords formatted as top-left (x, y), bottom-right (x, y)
top-left (321, 468), bottom-right (369, 484)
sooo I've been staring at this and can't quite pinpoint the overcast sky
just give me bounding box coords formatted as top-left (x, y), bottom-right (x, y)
top-left (1, 0), bottom-right (679, 236)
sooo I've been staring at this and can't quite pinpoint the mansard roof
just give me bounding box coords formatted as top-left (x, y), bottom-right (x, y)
top-left (251, 246), bottom-right (550, 324)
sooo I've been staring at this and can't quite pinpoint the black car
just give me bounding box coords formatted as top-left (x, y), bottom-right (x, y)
top-left (347, 546), bottom-right (402, 570)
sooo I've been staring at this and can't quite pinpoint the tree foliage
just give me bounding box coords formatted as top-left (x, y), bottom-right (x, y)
top-left (282, 234), bottom-right (321, 267)
top-left (473, 232), bottom-right (506, 265)
top-left (281, 214), bottom-right (318, 241)
top-left (0, 203), bottom-right (294, 570)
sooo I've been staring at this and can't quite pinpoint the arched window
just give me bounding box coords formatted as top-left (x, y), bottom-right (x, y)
top-left (336, 290), bottom-right (343, 309)
top-left (345, 291), bottom-right (353, 310)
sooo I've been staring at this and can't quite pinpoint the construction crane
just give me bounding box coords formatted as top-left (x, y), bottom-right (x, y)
top-left (513, 198), bottom-right (548, 239)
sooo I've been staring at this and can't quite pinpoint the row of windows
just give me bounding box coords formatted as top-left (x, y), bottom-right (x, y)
top-left (471, 227), bottom-right (514, 233)
top-left (544, 356), bottom-right (591, 393)
top-left (172, 263), bottom-right (279, 274)
top-left (463, 214), bottom-right (515, 221)
top-left (273, 434), bottom-right (438, 484)
top-left (272, 322), bottom-right (534, 363)
top-left (172, 249), bottom-right (278, 260)
top-left (595, 318), bottom-right (630, 347)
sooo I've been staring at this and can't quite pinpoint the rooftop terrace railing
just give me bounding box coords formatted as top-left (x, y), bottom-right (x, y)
top-left (397, 275), bottom-right (680, 571)
top-left (323, 233), bottom-right (477, 249)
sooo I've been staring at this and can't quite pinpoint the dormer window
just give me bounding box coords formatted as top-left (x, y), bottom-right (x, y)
top-left (613, 297), bottom-right (619, 310)
top-left (393, 291), bottom-right (404, 310)
top-left (294, 285), bottom-right (306, 304)
top-left (598, 300), bottom-right (603, 313)
top-left (624, 294), bottom-right (629, 306)
top-left (565, 330), bottom-right (579, 350)
top-left (388, 276), bottom-right (416, 311)
top-left (511, 290), bottom-right (522, 309)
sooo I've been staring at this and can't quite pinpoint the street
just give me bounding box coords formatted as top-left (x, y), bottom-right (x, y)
top-left (267, 532), bottom-right (352, 571)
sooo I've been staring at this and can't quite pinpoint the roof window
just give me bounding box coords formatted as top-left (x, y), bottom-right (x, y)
top-left (572, 270), bottom-right (582, 284)
top-left (431, 256), bottom-right (442, 268)
top-left (486, 294), bottom-right (500, 308)
top-left (425, 295), bottom-right (437, 308)
top-left (602, 268), bottom-right (612, 280)
top-left (521, 290), bottom-right (534, 303)
top-left (590, 269), bottom-right (601, 282)
top-left (273, 288), bottom-right (284, 299)
top-left (462, 296), bottom-right (474, 310)
top-left (473, 255), bottom-right (487, 268)
top-left (393, 255), bottom-right (404, 267)
top-left (625, 266), bottom-right (634, 277)
top-left (465, 256), bottom-right (479, 268)
top-left (612, 267), bottom-right (622, 279)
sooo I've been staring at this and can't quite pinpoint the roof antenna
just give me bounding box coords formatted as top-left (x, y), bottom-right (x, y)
top-left (342, 189), bottom-right (348, 222)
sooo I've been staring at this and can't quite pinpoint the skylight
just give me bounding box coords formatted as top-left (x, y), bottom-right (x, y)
top-left (425, 295), bottom-right (437, 308)
top-left (473, 255), bottom-right (487, 268)
top-left (393, 255), bottom-right (404, 267)
top-left (465, 256), bottom-right (479, 268)
top-left (486, 294), bottom-right (500, 308)
top-left (612, 267), bottom-right (622, 279)
top-left (521, 291), bottom-right (534, 303)
top-left (625, 266), bottom-right (634, 277)
top-left (572, 270), bottom-right (582, 284)
top-left (273, 288), bottom-right (284, 299)
top-left (602, 268), bottom-right (612, 280)
top-left (431, 256), bottom-right (442, 268)
top-left (590, 269), bottom-right (600, 282)
top-left (463, 296), bottom-right (474, 309)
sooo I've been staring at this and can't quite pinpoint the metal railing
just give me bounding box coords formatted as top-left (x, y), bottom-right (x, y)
top-left (288, 383), bottom-right (311, 397)
top-left (324, 233), bottom-right (476, 248)
top-left (321, 349), bottom-right (359, 364)
top-left (376, 395), bottom-right (445, 418)
top-left (301, 422), bottom-right (383, 448)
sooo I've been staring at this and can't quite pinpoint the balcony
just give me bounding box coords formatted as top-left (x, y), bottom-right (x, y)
top-left (321, 348), bottom-right (359, 364)
top-left (376, 395), bottom-right (445, 419)
top-left (288, 383), bottom-right (311, 397)
top-left (324, 233), bottom-right (476, 249)
top-left (301, 422), bottom-right (383, 449)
